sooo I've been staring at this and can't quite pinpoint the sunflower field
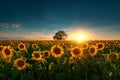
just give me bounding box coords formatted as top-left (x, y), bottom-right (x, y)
top-left (0, 40), bottom-right (120, 80)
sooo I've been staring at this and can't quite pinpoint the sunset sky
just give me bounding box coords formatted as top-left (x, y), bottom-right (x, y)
top-left (0, 0), bottom-right (120, 40)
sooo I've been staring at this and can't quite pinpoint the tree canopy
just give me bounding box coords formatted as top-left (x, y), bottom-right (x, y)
top-left (53, 31), bottom-right (68, 40)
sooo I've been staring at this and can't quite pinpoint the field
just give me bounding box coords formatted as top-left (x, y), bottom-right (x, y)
top-left (0, 40), bottom-right (120, 80)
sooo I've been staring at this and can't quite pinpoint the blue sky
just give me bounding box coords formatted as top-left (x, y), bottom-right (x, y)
top-left (0, 0), bottom-right (120, 40)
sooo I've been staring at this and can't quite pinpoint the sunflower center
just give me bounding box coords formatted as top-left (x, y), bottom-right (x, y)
top-left (20, 44), bottom-right (24, 49)
top-left (112, 54), bottom-right (117, 59)
top-left (33, 45), bottom-right (37, 48)
top-left (4, 48), bottom-right (10, 55)
top-left (54, 47), bottom-right (61, 54)
top-left (34, 53), bottom-right (40, 58)
top-left (90, 48), bottom-right (95, 54)
top-left (104, 55), bottom-right (109, 59)
top-left (44, 52), bottom-right (49, 57)
top-left (82, 44), bottom-right (87, 48)
top-left (73, 48), bottom-right (81, 55)
top-left (98, 44), bottom-right (103, 48)
top-left (17, 60), bottom-right (25, 67)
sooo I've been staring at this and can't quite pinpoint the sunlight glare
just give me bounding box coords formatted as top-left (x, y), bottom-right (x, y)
top-left (78, 34), bottom-right (84, 41)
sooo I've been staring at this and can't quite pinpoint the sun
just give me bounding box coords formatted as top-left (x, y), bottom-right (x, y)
top-left (76, 34), bottom-right (86, 41)
top-left (78, 34), bottom-right (84, 40)
top-left (67, 29), bottom-right (91, 41)
top-left (68, 33), bottom-right (87, 41)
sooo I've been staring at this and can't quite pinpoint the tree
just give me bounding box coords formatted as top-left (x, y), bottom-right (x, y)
top-left (53, 31), bottom-right (68, 40)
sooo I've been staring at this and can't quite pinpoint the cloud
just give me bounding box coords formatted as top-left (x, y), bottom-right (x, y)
top-left (0, 33), bottom-right (53, 40)
top-left (0, 23), bottom-right (21, 29)
top-left (20, 33), bottom-right (53, 40)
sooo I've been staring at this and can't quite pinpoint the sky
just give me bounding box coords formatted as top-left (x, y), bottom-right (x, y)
top-left (0, 0), bottom-right (120, 40)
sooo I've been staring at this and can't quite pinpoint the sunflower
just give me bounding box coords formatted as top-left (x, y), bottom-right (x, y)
top-left (14, 58), bottom-right (27, 70)
top-left (31, 51), bottom-right (42, 61)
top-left (50, 45), bottom-right (64, 58)
top-left (0, 45), bottom-right (3, 51)
top-left (105, 43), bottom-right (110, 48)
top-left (110, 53), bottom-right (119, 60)
top-left (43, 50), bottom-right (50, 58)
top-left (97, 42), bottom-right (105, 50)
top-left (42, 41), bottom-right (49, 45)
top-left (25, 43), bottom-right (29, 49)
top-left (81, 43), bottom-right (88, 49)
top-left (117, 44), bottom-right (120, 48)
top-left (32, 44), bottom-right (38, 49)
top-left (71, 47), bottom-right (83, 58)
top-left (1, 46), bottom-right (13, 59)
top-left (67, 45), bottom-right (73, 51)
top-left (89, 46), bottom-right (97, 57)
top-left (102, 54), bottom-right (110, 61)
top-left (18, 43), bottom-right (26, 50)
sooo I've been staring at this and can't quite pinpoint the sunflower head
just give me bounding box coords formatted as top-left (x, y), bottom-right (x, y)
top-left (18, 43), bottom-right (26, 51)
top-left (43, 50), bottom-right (50, 58)
top-left (10, 41), bottom-right (14, 47)
top-left (105, 43), bottom-right (110, 48)
top-left (67, 45), bottom-right (73, 51)
top-left (1, 46), bottom-right (13, 59)
top-left (51, 45), bottom-right (64, 58)
top-left (110, 53), bottom-right (119, 60)
top-left (71, 47), bottom-right (83, 58)
top-left (81, 43), bottom-right (88, 49)
top-left (14, 58), bottom-right (27, 70)
top-left (102, 54), bottom-right (110, 61)
top-left (31, 51), bottom-right (42, 61)
top-left (89, 46), bottom-right (97, 57)
top-left (32, 44), bottom-right (38, 49)
top-left (117, 44), bottom-right (120, 48)
top-left (25, 43), bottom-right (29, 49)
top-left (97, 42), bottom-right (105, 50)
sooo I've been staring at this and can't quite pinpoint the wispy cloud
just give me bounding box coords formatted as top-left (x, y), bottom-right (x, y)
top-left (0, 23), bottom-right (21, 29)
top-left (0, 33), bottom-right (53, 40)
